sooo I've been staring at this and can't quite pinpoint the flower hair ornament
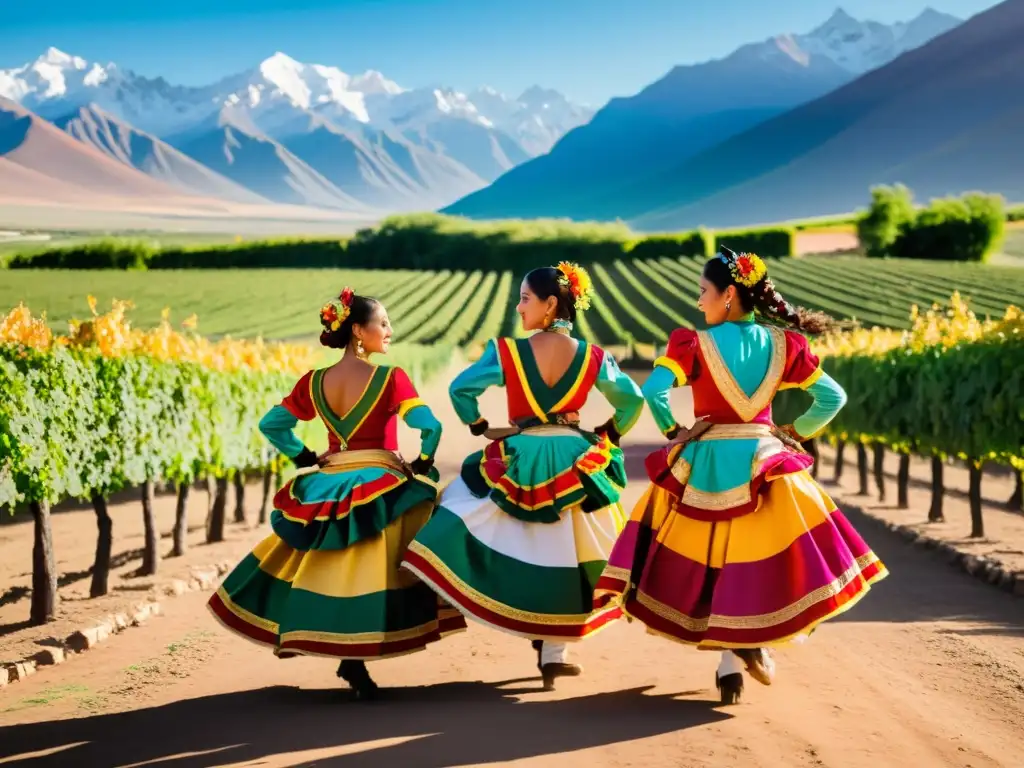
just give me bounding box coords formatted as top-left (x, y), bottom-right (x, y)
top-left (320, 287), bottom-right (354, 331)
top-left (555, 261), bottom-right (594, 311)
top-left (718, 248), bottom-right (768, 289)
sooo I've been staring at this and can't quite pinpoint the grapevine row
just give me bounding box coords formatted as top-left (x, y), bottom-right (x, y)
top-left (0, 300), bottom-right (454, 626)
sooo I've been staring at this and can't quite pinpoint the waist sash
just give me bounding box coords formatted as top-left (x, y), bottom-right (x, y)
top-left (294, 448), bottom-right (409, 477)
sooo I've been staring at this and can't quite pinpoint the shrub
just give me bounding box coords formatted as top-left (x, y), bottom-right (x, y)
top-left (8, 240), bottom-right (156, 270)
top-left (344, 213), bottom-right (635, 271)
top-left (148, 239), bottom-right (347, 268)
top-left (627, 230), bottom-right (711, 260)
top-left (892, 192), bottom-right (1005, 263)
top-left (713, 227), bottom-right (795, 258)
top-left (858, 184), bottom-right (916, 258)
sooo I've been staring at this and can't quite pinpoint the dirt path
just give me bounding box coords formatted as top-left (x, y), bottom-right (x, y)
top-left (2, 372), bottom-right (1023, 768)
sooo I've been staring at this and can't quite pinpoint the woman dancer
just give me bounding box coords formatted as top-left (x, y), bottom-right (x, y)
top-left (209, 288), bottom-right (465, 700)
top-left (594, 251), bottom-right (887, 705)
top-left (402, 263), bottom-right (644, 690)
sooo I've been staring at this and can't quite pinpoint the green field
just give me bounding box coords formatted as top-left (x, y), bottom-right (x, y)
top-left (3, 256), bottom-right (1022, 352)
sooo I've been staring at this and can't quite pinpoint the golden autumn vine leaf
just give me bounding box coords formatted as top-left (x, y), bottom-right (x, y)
top-left (0, 298), bottom-right (319, 375)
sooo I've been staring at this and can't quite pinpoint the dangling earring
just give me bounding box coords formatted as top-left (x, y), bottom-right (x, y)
top-left (356, 338), bottom-right (366, 359)
top-left (726, 301), bottom-right (732, 313)
top-left (542, 308), bottom-right (555, 329)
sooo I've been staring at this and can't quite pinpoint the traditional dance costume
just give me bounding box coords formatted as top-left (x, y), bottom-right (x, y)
top-left (209, 365), bottom-right (466, 670)
top-left (595, 318), bottom-right (887, 700)
top-left (401, 336), bottom-right (644, 687)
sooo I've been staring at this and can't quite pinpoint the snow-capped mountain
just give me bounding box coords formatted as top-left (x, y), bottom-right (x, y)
top-left (0, 47), bottom-right (593, 211)
top-left (470, 86), bottom-right (594, 155)
top-left (447, 6), bottom-right (963, 221)
top-left (0, 47), bottom-right (218, 137)
top-left (761, 7), bottom-right (961, 74)
top-left (211, 52), bottom-right (403, 131)
top-left (0, 48), bottom-right (590, 151)
top-left (2, 7), bottom-right (959, 218)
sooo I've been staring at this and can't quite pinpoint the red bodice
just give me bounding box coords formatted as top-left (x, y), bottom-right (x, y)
top-left (663, 326), bottom-right (822, 425)
top-left (280, 366), bottom-right (422, 451)
top-left (494, 337), bottom-right (606, 425)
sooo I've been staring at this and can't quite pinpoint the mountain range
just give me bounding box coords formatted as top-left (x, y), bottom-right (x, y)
top-left (0, 49), bottom-right (593, 213)
top-left (626, 0), bottom-right (1024, 231)
top-left (446, 7), bottom-right (965, 223)
top-left (5, 5), bottom-right (1020, 229)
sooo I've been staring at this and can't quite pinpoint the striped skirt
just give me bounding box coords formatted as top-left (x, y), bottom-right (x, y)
top-left (209, 450), bottom-right (465, 660)
top-left (594, 470), bottom-right (887, 649)
top-left (402, 427), bottom-right (627, 641)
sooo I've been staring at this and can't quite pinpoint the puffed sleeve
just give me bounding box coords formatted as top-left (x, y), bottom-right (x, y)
top-left (390, 367), bottom-right (442, 461)
top-left (259, 371), bottom-right (318, 466)
top-left (654, 328), bottom-right (699, 387)
top-left (646, 328), bottom-right (699, 438)
top-left (781, 330), bottom-right (824, 390)
top-left (780, 332), bottom-right (847, 440)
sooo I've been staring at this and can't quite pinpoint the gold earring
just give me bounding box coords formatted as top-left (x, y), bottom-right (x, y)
top-left (356, 338), bottom-right (366, 358)
top-left (726, 301), bottom-right (732, 313)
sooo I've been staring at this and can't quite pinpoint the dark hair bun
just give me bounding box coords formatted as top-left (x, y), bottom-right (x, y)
top-left (524, 267), bottom-right (578, 324)
top-left (319, 327), bottom-right (349, 349)
top-left (317, 290), bottom-right (380, 350)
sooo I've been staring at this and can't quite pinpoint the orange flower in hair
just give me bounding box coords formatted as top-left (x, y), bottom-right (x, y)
top-left (555, 261), bottom-right (594, 311)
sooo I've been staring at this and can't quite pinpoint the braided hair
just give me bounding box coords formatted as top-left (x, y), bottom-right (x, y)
top-left (703, 250), bottom-right (838, 335)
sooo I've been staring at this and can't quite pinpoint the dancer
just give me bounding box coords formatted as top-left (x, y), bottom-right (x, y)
top-left (402, 263), bottom-right (644, 690)
top-left (209, 288), bottom-right (465, 700)
top-left (594, 251), bottom-right (887, 705)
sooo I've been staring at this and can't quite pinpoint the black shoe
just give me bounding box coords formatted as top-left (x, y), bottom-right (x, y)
top-left (716, 672), bottom-right (744, 705)
top-left (337, 660), bottom-right (379, 701)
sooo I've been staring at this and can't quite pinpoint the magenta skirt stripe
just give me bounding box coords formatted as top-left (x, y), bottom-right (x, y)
top-left (629, 513), bottom-right (868, 620)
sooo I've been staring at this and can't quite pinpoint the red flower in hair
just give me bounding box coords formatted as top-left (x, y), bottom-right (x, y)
top-left (340, 287), bottom-right (354, 307)
top-left (728, 252), bottom-right (767, 288)
top-left (321, 305), bottom-right (338, 323)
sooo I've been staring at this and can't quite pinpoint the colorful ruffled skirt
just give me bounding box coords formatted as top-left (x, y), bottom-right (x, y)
top-left (402, 425), bottom-right (626, 641)
top-left (595, 429), bottom-right (888, 649)
top-left (209, 449), bottom-right (466, 660)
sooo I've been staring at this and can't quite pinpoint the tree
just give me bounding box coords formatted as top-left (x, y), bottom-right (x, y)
top-left (858, 184), bottom-right (915, 258)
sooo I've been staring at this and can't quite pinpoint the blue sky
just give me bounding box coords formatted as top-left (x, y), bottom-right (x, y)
top-left (0, 0), bottom-right (1002, 104)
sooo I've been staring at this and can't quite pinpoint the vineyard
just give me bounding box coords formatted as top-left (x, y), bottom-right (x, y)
top-left (776, 294), bottom-right (1024, 540)
top-left (2, 244), bottom-right (1023, 631)
top-left (0, 298), bottom-right (454, 628)
top-left (3, 255), bottom-right (1024, 353)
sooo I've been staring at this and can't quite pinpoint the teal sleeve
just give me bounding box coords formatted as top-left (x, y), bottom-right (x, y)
top-left (595, 353), bottom-right (645, 436)
top-left (793, 371), bottom-right (847, 439)
top-left (449, 340), bottom-right (505, 425)
top-left (641, 365), bottom-right (679, 436)
top-left (258, 404), bottom-right (306, 458)
top-left (403, 405), bottom-right (442, 461)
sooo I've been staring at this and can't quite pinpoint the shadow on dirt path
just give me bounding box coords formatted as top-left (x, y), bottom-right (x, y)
top-left (0, 680), bottom-right (729, 767)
